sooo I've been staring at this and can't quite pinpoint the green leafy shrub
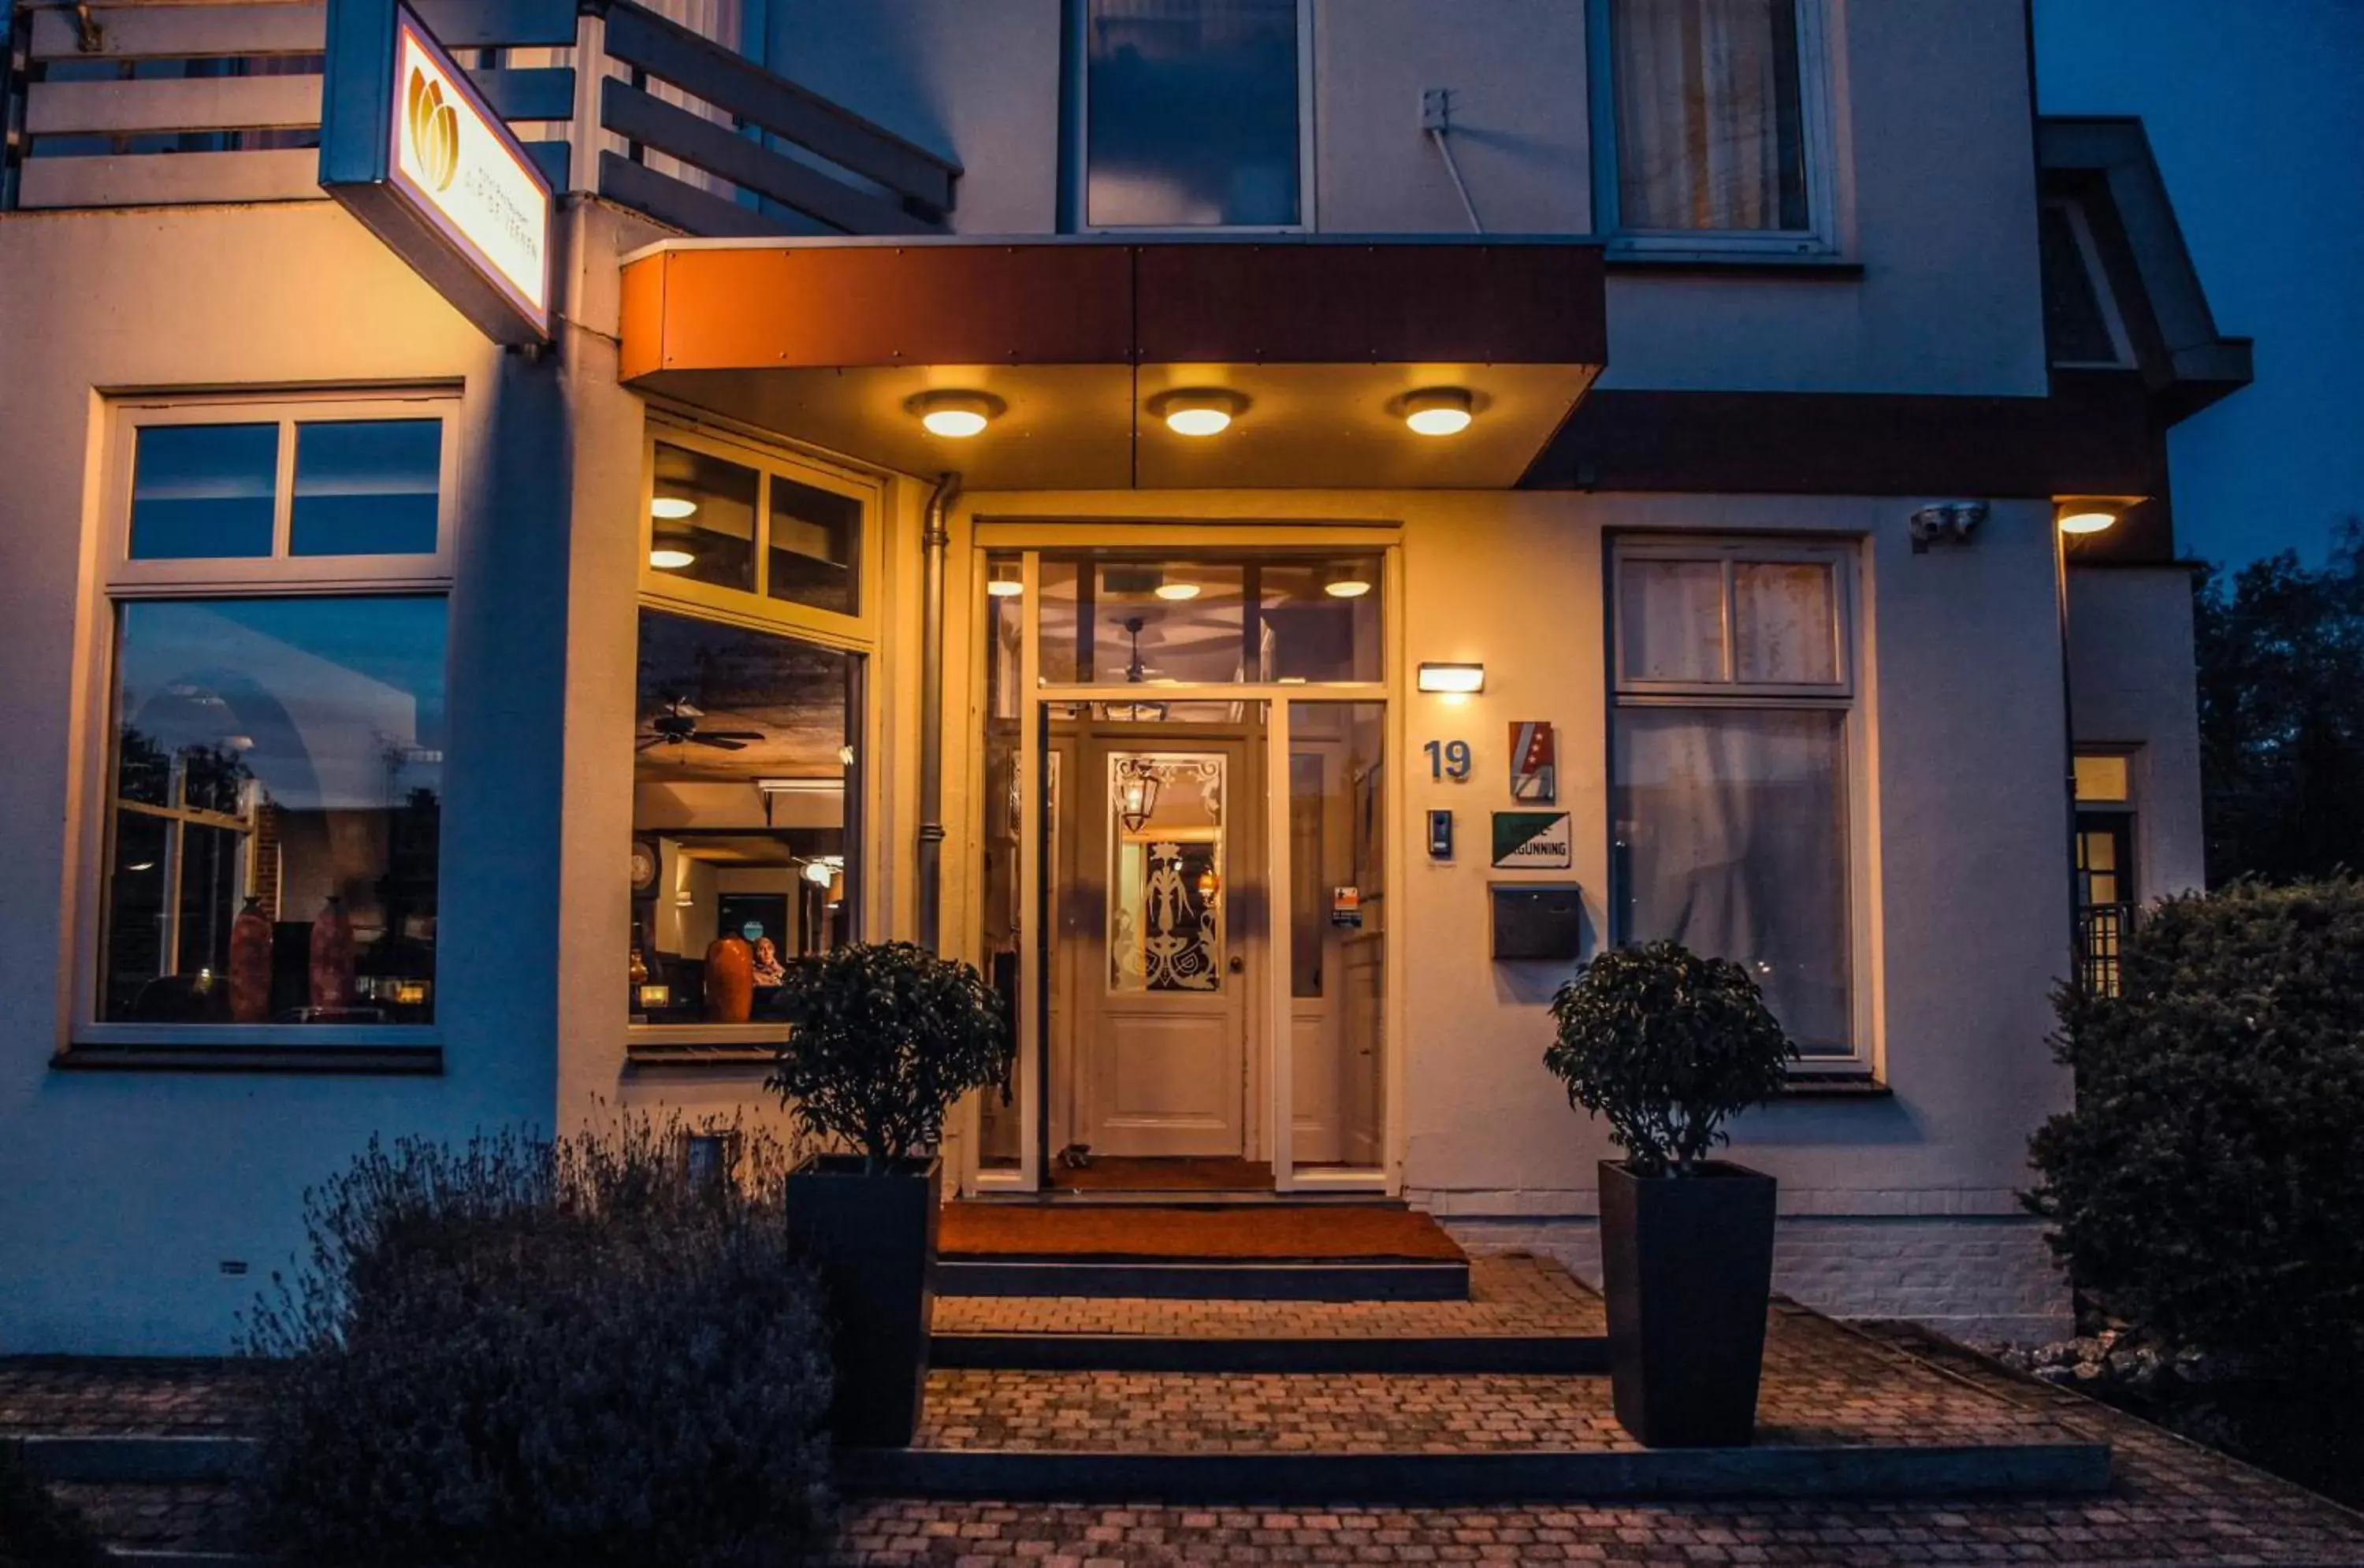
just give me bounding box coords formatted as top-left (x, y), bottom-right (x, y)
top-left (0, 1444), bottom-right (104, 1568)
top-left (1544, 940), bottom-right (1797, 1175)
top-left (768, 941), bottom-right (1012, 1172)
top-left (243, 1116), bottom-right (831, 1568)
top-left (2028, 878), bottom-right (2364, 1373)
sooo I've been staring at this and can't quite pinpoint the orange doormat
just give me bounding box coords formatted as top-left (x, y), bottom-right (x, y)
top-left (938, 1204), bottom-right (1467, 1263)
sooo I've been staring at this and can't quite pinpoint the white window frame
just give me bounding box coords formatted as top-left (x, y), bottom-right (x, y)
top-left (1609, 536), bottom-right (1874, 1071)
top-left (75, 389), bottom-right (462, 1049)
top-left (638, 420), bottom-right (882, 647)
top-left (1586, 0), bottom-right (1843, 259)
top-left (629, 420), bottom-right (886, 1048)
top-left (1068, 0), bottom-right (1318, 236)
top-left (2044, 197), bottom-right (2137, 370)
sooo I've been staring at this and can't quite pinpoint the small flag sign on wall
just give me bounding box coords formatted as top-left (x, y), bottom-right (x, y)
top-left (1509, 721), bottom-right (1556, 803)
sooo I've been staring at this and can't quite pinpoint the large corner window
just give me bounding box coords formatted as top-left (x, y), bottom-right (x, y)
top-left (92, 395), bottom-right (455, 1037)
top-left (1077, 0), bottom-right (1310, 231)
top-left (630, 608), bottom-right (863, 1030)
top-left (1591, 0), bottom-right (1837, 255)
top-left (2039, 198), bottom-right (2135, 369)
top-left (1610, 541), bottom-right (1861, 1060)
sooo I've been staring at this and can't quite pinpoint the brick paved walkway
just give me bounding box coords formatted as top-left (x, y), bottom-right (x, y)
top-left (916, 1306), bottom-right (2068, 1455)
top-left (935, 1254), bottom-right (1604, 1339)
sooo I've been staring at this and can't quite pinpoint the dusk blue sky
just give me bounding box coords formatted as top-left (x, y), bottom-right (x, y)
top-left (2034, 0), bottom-right (2364, 567)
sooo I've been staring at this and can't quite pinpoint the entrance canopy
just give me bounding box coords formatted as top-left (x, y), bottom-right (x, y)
top-left (618, 237), bottom-right (1608, 489)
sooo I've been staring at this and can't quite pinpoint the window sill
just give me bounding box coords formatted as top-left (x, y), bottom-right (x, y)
top-left (53, 1042), bottom-right (444, 1076)
top-left (1776, 1072), bottom-right (1892, 1100)
top-left (626, 1024), bottom-right (779, 1069)
top-left (1605, 251), bottom-right (1864, 279)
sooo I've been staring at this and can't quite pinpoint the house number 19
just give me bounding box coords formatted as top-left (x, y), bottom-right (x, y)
top-left (1423, 739), bottom-right (1473, 782)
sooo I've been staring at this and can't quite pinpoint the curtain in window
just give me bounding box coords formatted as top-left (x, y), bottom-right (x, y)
top-left (1612, 707), bottom-right (1851, 1053)
top-left (1610, 0), bottom-right (1808, 232)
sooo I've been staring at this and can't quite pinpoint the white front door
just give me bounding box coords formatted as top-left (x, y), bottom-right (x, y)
top-left (1073, 736), bottom-right (1254, 1157)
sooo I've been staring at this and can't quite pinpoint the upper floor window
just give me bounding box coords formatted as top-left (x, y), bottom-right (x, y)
top-left (1076, 0), bottom-right (1309, 231)
top-left (1592, 0), bottom-right (1837, 255)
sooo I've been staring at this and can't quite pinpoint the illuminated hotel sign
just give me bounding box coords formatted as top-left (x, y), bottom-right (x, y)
top-left (319, 0), bottom-right (553, 344)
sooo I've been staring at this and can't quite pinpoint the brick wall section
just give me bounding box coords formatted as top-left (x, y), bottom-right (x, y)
top-left (1438, 1214), bottom-right (2070, 1343)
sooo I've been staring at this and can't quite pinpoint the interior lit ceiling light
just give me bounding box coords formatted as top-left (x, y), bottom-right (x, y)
top-left (987, 570), bottom-right (1024, 597)
top-left (1401, 387), bottom-right (1474, 437)
top-left (2057, 507), bottom-right (2118, 535)
top-left (649, 526), bottom-right (697, 570)
top-left (650, 496), bottom-right (699, 520)
top-left (905, 389), bottom-right (1005, 439)
top-left (1323, 563), bottom-right (1373, 598)
top-left (1154, 581), bottom-right (1202, 601)
top-left (1148, 388), bottom-right (1248, 437)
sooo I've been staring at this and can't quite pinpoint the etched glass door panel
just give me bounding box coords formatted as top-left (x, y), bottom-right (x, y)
top-left (1107, 753), bottom-right (1226, 994)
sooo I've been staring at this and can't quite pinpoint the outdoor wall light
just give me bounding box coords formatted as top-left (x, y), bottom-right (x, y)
top-left (1401, 387), bottom-right (1474, 437)
top-left (2058, 506), bottom-right (2119, 535)
top-left (650, 496), bottom-right (699, 520)
top-left (1148, 388), bottom-right (1248, 437)
top-left (1154, 581), bottom-right (1202, 600)
top-left (1417, 661), bottom-right (1485, 695)
top-left (905, 389), bottom-right (1005, 439)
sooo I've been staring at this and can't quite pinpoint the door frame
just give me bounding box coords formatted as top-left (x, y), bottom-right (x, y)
top-left (961, 526), bottom-right (1404, 1197)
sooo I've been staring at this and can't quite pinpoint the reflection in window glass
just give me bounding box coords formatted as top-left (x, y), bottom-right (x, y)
top-left (1610, 0), bottom-right (1807, 232)
top-left (290, 420), bottom-right (441, 556)
top-left (1612, 706), bottom-right (1850, 1053)
top-left (128, 424), bottom-right (279, 559)
top-left (100, 596), bottom-right (447, 1024)
top-left (1039, 554), bottom-right (1381, 685)
top-left (631, 608), bottom-right (861, 1026)
top-left (767, 473), bottom-right (860, 616)
top-left (1085, 0), bottom-right (1301, 228)
top-left (649, 443), bottom-right (759, 594)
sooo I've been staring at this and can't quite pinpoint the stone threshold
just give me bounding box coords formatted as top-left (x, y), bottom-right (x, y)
top-left (838, 1440), bottom-right (2113, 1504)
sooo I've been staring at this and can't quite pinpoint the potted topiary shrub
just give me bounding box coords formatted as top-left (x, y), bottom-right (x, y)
top-left (1545, 940), bottom-right (1797, 1447)
top-left (769, 941), bottom-right (1010, 1447)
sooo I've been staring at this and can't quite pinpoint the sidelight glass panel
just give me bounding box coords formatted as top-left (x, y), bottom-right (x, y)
top-left (1286, 701), bottom-right (1387, 1171)
top-left (1106, 752), bottom-right (1226, 994)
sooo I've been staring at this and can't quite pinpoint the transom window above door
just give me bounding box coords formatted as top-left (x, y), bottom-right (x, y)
top-left (1591, 0), bottom-right (1839, 255)
top-left (1021, 552), bottom-right (1383, 687)
top-left (1077, 0), bottom-right (1310, 230)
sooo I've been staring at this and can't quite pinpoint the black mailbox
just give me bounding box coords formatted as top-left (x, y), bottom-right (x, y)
top-left (1491, 883), bottom-right (1585, 962)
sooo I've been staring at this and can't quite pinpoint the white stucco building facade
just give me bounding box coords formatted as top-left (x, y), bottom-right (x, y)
top-left (0, 0), bottom-right (2244, 1352)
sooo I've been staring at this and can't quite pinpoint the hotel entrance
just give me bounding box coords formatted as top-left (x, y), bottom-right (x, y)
top-left (972, 543), bottom-right (1396, 1196)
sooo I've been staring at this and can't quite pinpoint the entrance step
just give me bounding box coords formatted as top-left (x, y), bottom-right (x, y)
top-left (931, 1254), bottom-right (1604, 1371)
top-left (936, 1202), bottom-right (1470, 1301)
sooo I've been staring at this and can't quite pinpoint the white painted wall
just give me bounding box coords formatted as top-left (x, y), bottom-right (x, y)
top-left (760, 0), bottom-right (2046, 396)
top-left (2067, 565), bottom-right (2207, 901)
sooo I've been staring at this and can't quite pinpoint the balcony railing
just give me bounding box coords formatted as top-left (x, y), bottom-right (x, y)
top-left (0, 0), bottom-right (960, 234)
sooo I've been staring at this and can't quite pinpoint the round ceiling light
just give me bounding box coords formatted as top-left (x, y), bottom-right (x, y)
top-left (649, 544), bottom-right (696, 570)
top-left (1154, 581), bottom-right (1202, 601)
top-left (1402, 387), bottom-right (1474, 437)
top-left (1148, 388), bottom-right (1248, 437)
top-left (2057, 507), bottom-right (2118, 536)
top-left (1323, 563), bottom-right (1374, 598)
top-left (650, 496), bottom-right (699, 520)
top-left (987, 577), bottom-right (1024, 598)
top-left (905, 389), bottom-right (1005, 439)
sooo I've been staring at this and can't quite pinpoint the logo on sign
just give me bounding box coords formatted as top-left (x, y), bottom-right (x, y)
top-left (1492, 811), bottom-right (1573, 869)
top-left (1509, 721), bottom-right (1557, 804)
top-left (404, 67), bottom-right (459, 191)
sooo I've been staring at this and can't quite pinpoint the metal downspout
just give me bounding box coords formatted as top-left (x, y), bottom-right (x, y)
top-left (916, 472), bottom-right (960, 953)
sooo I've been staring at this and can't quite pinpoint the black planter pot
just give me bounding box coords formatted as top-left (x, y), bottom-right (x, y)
top-left (786, 1153), bottom-right (940, 1448)
top-left (1598, 1158), bottom-right (1777, 1447)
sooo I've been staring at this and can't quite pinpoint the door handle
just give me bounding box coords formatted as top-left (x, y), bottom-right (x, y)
top-left (1228, 956), bottom-right (1245, 974)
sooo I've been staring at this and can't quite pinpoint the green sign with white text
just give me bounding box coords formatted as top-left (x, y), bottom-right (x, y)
top-left (1492, 811), bottom-right (1572, 869)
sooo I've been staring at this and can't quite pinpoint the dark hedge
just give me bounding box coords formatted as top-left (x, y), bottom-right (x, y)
top-left (2028, 879), bottom-right (2364, 1373)
top-left (0, 1443), bottom-right (104, 1568)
